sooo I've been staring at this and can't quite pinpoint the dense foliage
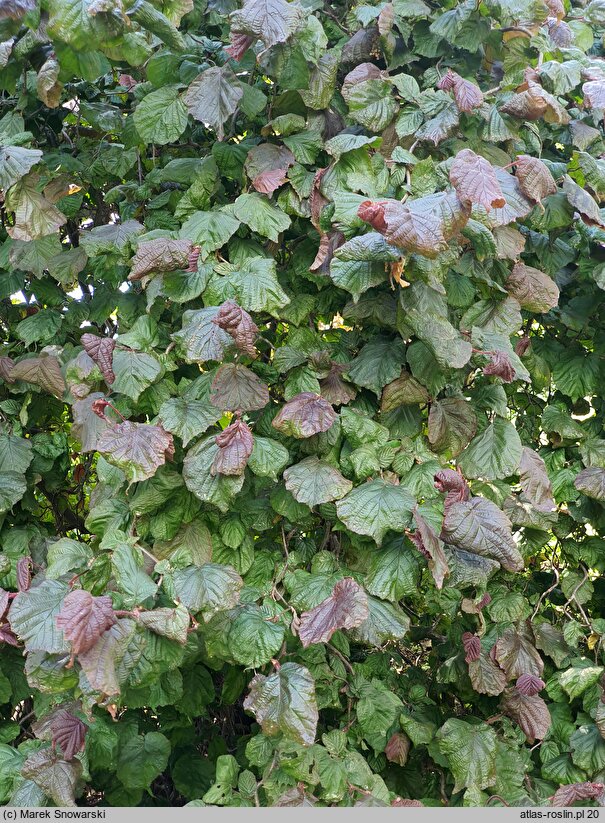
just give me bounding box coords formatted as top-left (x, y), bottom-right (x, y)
top-left (5, 0), bottom-right (605, 809)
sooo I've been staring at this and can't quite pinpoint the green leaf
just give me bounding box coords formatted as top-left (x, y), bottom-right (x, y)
top-left (243, 662), bottom-right (318, 746)
top-left (228, 606), bottom-right (285, 667)
top-left (458, 418), bottom-right (522, 480)
top-left (183, 436), bottom-right (245, 511)
top-left (283, 457), bottom-right (352, 506)
top-left (232, 193), bottom-right (291, 242)
top-left (133, 86), bottom-right (188, 146)
top-left (117, 732), bottom-right (171, 790)
top-left (8, 580), bottom-right (69, 653)
top-left (336, 479), bottom-right (415, 544)
top-left (436, 719), bottom-right (497, 793)
top-left (171, 563), bottom-right (243, 619)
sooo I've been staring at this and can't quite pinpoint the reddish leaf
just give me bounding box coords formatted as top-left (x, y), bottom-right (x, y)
top-left (309, 231), bottom-right (345, 275)
top-left (436, 69), bottom-right (457, 92)
top-left (483, 351), bottom-right (515, 383)
top-left (210, 363), bottom-right (270, 412)
top-left (81, 333), bottom-right (115, 385)
top-left (450, 149), bottom-right (506, 211)
top-left (212, 300), bottom-right (259, 357)
top-left (310, 168), bottom-right (329, 231)
top-left (434, 469), bottom-right (470, 507)
top-left (515, 336), bottom-right (531, 357)
top-left (545, 0), bottom-right (564, 17)
top-left (298, 578), bottom-right (369, 647)
top-left (516, 673), bottom-right (545, 696)
top-left (495, 625), bottom-right (544, 679)
top-left (514, 154), bottom-right (556, 205)
top-left (453, 77), bottom-right (483, 113)
top-left (245, 144), bottom-right (295, 196)
top-left (462, 632), bottom-right (481, 663)
top-left (0, 625), bottom-right (19, 646)
top-left (187, 245), bottom-right (201, 272)
top-left (519, 447), bottom-right (555, 512)
top-left (10, 355), bottom-right (65, 397)
top-left (225, 32), bottom-right (254, 61)
top-left (410, 509), bottom-right (449, 589)
top-left (547, 18), bottom-right (573, 48)
top-left (468, 654), bottom-right (507, 696)
top-left (16, 557), bottom-right (31, 592)
top-left (50, 709), bottom-right (87, 760)
top-left (438, 71), bottom-right (483, 113)
top-left (118, 74), bottom-right (137, 90)
top-left (97, 421), bottom-right (174, 485)
top-left (551, 783), bottom-right (605, 807)
top-left (319, 363), bottom-right (356, 406)
top-left (56, 590), bottom-right (117, 655)
top-left (501, 688), bottom-right (551, 742)
top-left (505, 262), bottom-right (559, 313)
top-left (385, 732), bottom-right (410, 766)
top-left (272, 392), bottom-right (336, 438)
top-left (392, 799), bottom-right (424, 807)
top-left (583, 80), bottom-right (605, 110)
top-left (358, 191), bottom-right (470, 258)
top-left (0, 357), bottom-right (14, 382)
top-left (211, 419), bottom-right (253, 476)
top-left (128, 238), bottom-right (192, 281)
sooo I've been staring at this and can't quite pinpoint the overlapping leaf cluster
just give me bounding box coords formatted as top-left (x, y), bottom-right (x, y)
top-left (3, 0), bottom-right (605, 808)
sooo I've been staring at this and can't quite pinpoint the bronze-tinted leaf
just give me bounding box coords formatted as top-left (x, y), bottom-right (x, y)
top-left (56, 590), bottom-right (117, 656)
top-left (358, 191), bottom-right (470, 258)
top-left (225, 32), bottom-right (255, 60)
top-left (450, 149), bottom-right (506, 211)
top-left (381, 371), bottom-right (429, 411)
top-left (21, 748), bottom-right (82, 807)
top-left (501, 688), bottom-right (551, 742)
top-left (575, 467), bottom-right (605, 501)
top-left (442, 497), bottom-right (524, 573)
top-left (434, 468), bottom-right (470, 506)
top-left (547, 18), bottom-right (573, 47)
top-left (298, 578), bottom-right (369, 647)
top-left (453, 76), bottom-right (483, 113)
top-left (482, 350), bottom-right (515, 383)
top-left (0, 0), bottom-right (36, 19)
top-left (494, 625), bottom-right (544, 679)
top-left (519, 447), bottom-right (555, 512)
top-left (16, 557), bottom-right (31, 592)
top-left (505, 262), bottom-right (559, 313)
top-left (319, 363), bottom-right (356, 406)
top-left (212, 300), bottom-right (259, 357)
top-left (310, 231), bottom-right (345, 275)
top-left (410, 509), bottom-right (449, 589)
top-left (210, 363), bottom-right (270, 412)
top-left (128, 238), bottom-right (192, 281)
top-left (516, 673), bottom-right (545, 696)
top-left (583, 80), bottom-right (605, 110)
top-left (0, 357), bottom-right (14, 382)
top-left (385, 732), bottom-right (410, 766)
top-left (11, 355), bottom-right (65, 397)
top-left (272, 392), bottom-right (336, 438)
top-left (551, 783), bottom-right (605, 807)
top-left (97, 421), bottom-right (174, 485)
top-left (49, 709), bottom-right (87, 760)
top-left (428, 397), bottom-right (477, 457)
top-left (469, 654), bottom-right (507, 696)
top-left (514, 154), bottom-right (557, 205)
top-left (501, 81), bottom-right (570, 125)
top-left (545, 0), bottom-right (564, 17)
top-left (245, 143), bottom-right (295, 195)
top-left (462, 632), bottom-right (481, 663)
top-left (80, 333), bottom-right (115, 384)
top-left (211, 419), bottom-right (253, 476)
